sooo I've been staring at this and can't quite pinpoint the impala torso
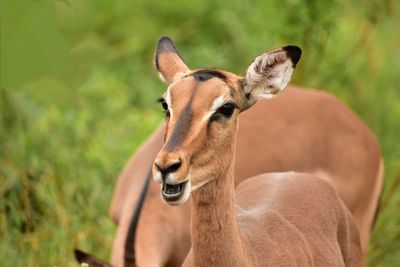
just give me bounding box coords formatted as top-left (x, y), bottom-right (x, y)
top-left (183, 172), bottom-right (362, 267)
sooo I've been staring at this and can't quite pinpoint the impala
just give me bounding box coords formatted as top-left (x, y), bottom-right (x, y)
top-left (76, 37), bottom-right (382, 267)
top-left (152, 39), bottom-right (362, 266)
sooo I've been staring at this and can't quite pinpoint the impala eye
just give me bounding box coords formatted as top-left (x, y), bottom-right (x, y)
top-left (158, 98), bottom-right (170, 117)
top-left (213, 103), bottom-right (237, 119)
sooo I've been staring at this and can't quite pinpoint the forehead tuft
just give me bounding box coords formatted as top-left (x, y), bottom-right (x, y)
top-left (164, 69), bottom-right (240, 111)
top-left (190, 69), bottom-right (227, 82)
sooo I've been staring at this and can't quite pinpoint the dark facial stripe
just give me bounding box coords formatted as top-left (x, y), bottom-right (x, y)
top-left (164, 96), bottom-right (194, 152)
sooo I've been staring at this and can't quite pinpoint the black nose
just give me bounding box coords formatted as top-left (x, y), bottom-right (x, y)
top-left (154, 160), bottom-right (182, 175)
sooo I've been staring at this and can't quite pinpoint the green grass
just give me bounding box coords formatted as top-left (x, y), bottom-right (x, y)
top-left (1, 0), bottom-right (399, 266)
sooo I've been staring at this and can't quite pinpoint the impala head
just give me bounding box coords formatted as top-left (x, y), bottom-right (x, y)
top-left (152, 36), bottom-right (301, 205)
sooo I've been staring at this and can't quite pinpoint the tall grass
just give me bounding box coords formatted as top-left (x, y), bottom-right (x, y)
top-left (1, 0), bottom-right (399, 266)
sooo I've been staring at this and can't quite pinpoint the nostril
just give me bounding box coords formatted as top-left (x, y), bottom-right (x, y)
top-left (154, 162), bottom-right (163, 173)
top-left (167, 160), bottom-right (181, 173)
top-left (155, 159), bottom-right (182, 175)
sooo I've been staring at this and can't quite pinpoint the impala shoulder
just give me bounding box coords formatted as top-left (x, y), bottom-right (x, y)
top-left (237, 172), bottom-right (341, 208)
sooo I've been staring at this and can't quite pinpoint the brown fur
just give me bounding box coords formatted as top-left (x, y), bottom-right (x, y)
top-left (152, 57), bottom-right (362, 266)
top-left (108, 38), bottom-right (382, 266)
top-left (183, 171), bottom-right (362, 267)
top-left (110, 87), bottom-right (381, 266)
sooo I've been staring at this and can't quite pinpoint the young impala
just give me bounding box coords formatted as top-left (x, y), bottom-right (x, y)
top-left (76, 37), bottom-right (382, 267)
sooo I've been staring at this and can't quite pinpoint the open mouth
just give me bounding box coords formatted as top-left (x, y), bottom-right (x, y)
top-left (162, 180), bottom-right (188, 202)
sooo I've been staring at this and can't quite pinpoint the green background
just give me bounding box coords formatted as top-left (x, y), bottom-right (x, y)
top-left (1, 0), bottom-right (399, 266)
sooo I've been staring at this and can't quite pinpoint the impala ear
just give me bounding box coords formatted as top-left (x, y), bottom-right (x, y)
top-left (74, 249), bottom-right (112, 267)
top-left (155, 36), bottom-right (190, 83)
top-left (242, 46), bottom-right (301, 107)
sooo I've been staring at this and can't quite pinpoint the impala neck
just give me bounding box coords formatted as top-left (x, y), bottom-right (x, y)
top-left (190, 150), bottom-right (250, 266)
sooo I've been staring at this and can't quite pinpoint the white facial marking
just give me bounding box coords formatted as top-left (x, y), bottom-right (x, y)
top-left (154, 171), bottom-right (163, 183)
top-left (165, 89), bottom-right (173, 119)
top-left (154, 167), bottom-right (178, 184)
top-left (202, 96), bottom-right (226, 122)
top-left (179, 181), bottom-right (191, 204)
top-left (165, 173), bottom-right (176, 184)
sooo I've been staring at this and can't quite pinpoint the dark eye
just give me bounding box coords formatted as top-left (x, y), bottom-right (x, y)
top-left (215, 103), bottom-right (237, 118)
top-left (159, 98), bottom-right (170, 117)
top-left (161, 100), bottom-right (168, 111)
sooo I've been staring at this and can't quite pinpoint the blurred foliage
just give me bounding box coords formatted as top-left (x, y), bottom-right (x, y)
top-left (0, 0), bottom-right (399, 266)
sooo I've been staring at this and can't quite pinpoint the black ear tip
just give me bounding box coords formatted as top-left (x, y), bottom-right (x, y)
top-left (156, 36), bottom-right (177, 53)
top-left (283, 45), bottom-right (302, 66)
top-left (74, 248), bottom-right (88, 263)
top-left (155, 36), bottom-right (176, 71)
top-left (155, 36), bottom-right (185, 72)
top-left (74, 248), bottom-right (112, 267)
top-left (158, 35), bottom-right (173, 45)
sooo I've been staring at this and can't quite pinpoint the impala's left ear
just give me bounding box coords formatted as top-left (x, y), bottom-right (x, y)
top-left (242, 46), bottom-right (301, 108)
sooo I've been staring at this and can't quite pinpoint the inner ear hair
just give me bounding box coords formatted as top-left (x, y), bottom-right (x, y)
top-left (243, 45), bottom-right (301, 104)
